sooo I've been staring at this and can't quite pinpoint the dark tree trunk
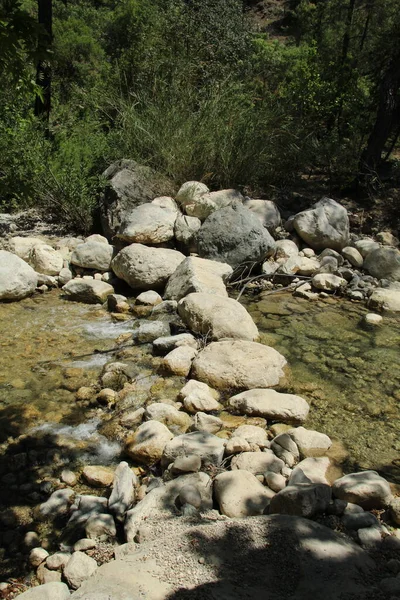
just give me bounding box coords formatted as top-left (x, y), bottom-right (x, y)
top-left (359, 52), bottom-right (400, 176)
top-left (34, 0), bottom-right (52, 121)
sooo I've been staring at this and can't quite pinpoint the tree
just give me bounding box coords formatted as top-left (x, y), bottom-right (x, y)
top-left (34, 0), bottom-right (52, 120)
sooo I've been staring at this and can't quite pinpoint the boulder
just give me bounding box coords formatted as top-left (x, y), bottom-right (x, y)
top-left (332, 471), bottom-right (393, 509)
top-left (174, 214), bottom-right (201, 252)
top-left (214, 470), bottom-right (274, 517)
top-left (364, 247), bottom-right (400, 280)
top-left (100, 159), bottom-right (176, 239)
top-left (8, 236), bottom-right (46, 261)
top-left (192, 340), bottom-right (287, 390)
top-left (287, 427), bottom-right (332, 458)
top-left (108, 461), bottom-right (138, 521)
top-left (151, 196), bottom-right (179, 212)
top-left (271, 433), bottom-right (300, 467)
top-left (234, 425), bottom-right (268, 447)
top-left (293, 197), bottom-right (350, 251)
top-left (62, 279), bottom-right (114, 304)
top-left (197, 202), bottom-right (276, 268)
top-left (39, 488), bottom-right (75, 520)
top-left (243, 199), bottom-right (281, 232)
top-left (289, 457), bottom-right (333, 486)
top-left (144, 403), bottom-right (192, 433)
top-left (162, 345), bottom-right (198, 377)
top-left (164, 256), bottom-right (232, 300)
top-left (82, 466), bottom-right (114, 488)
top-left (162, 431), bottom-right (225, 467)
top-left (341, 246), bottom-right (363, 268)
top-left (64, 551), bottom-right (97, 589)
top-left (66, 495), bottom-right (108, 533)
top-left (175, 181), bottom-right (209, 210)
top-left (185, 189), bottom-right (244, 220)
top-left (29, 244), bottom-right (63, 275)
top-left (352, 238), bottom-right (380, 258)
top-left (180, 380), bottom-right (221, 414)
top-left (153, 333), bottom-right (197, 355)
top-left (14, 582), bottom-right (70, 600)
top-left (229, 389), bottom-right (309, 424)
top-left (116, 204), bottom-right (176, 244)
top-left (46, 552), bottom-right (71, 571)
top-left (269, 483), bottom-right (332, 517)
top-left (85, 513), bottom-right (116, 541)
top-left (376, 231), bottom-right (399, 246)
top-left (0, 251), bottom-right (38, 301)
top-left (193, 412), bottom-right (223, 434)
top-left (71, 241), bottom-right (114, 272)
top-left (274, 239), bottom-right (299, 261)
top-left (125, 421), bottom-right (174, 465)
top-left (367, 288), bottom-right (400, 312)
top-left (231, 450), bottom-right (284, 475)
top-left (312, 273), bottom-right (347, 292)
top-left (111, 244), bottom-right (185, 291)
top-left (135, 290), bottom-right (162, 306)
top-left (178, 293), bottom-right (259, 341)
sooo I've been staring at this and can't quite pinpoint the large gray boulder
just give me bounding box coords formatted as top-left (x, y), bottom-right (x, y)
top-left (364, 247), bottom-right (400, 281)
top-left (116, 204), bottom-right (177, 244)
top-left (62, 279), bottom-right (114, 304)
top-left (125, 420), bottom-right (174, 466)
top-left (197, 202), bottom-right (276, 268)
top-left (177, 293), bottom-right (259, 341)
top-left (164, 256), bottom-right (232, 300)
top-left (111, 244), bottom-right (185, 291)
top-left (269, 483), bottom-right (332, 517)
top-left (100, 159), bottom-right (176, 239)
top-left (29, 244), bottom-right (63, 275)
top-left (293, 197), bottom-right (350, 251)
top-left (243, 198), bottom-right (281, 232)
top-left (192, 340), bottom-right (287, 390)
top-left (229, 389), bottom-right (309, 424)
top-left (71, 241), bottom-right (114, 272)
top-left (332, 470), bottom-right (393, 509)
top-left (0, 251), bottom-right (38, 301)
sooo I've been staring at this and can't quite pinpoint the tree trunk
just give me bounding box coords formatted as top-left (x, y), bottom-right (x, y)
top-left (34, 0), bottom-right (52, 121)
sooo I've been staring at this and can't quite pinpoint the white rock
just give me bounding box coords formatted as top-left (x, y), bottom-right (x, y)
top-left (175, 181), bottom-right (209, 209)
top-left (0, 251), bottom-right (38, 301)
top-left (108, 461), bottom-right (137, 522)
top-left (30, 547), bottom-right (49, 567)
top-left (71, 241), bottom-right (114, 272)
top-left (332, 471), bottom-right (393, 509)
top-left (62, 279), bottom-right (114, 304)
top-left (125, 421), bottom-right (174, 465)
top-left (352, 238), bottom-right (379, 257)
top-left (8, 236), bottom-right (46, 260)
top-left (153, 333), bottom-right (198, 354)
top-left (135, 290), bottom-right (162, 306)
top-left (287, 427), bottom-right (332, 458)
top-left (234, 425), bottom-right (268, 447)
top-left (225, 436), bottom-right (251, 455)
top-left (174, 214), bottom-right (201, 251)
top-left (144, 403), bottom-right (192, 433)
top-left (164, 256), bottom-right (232, 301)
top-left (13, 582), bottom-right (70, 600)
top-left (229, 389), bottom-right (309, 424)
top-left (192, 412), bottom-right (223, 434)
top-left (58, 267), bottom-right (73, 286)
top-left (274, 239), bottom-right (299, 261)
top-left (293, 197), bottom-right (350, 251)
top-left (214, 470), bottom-right (274, 517)
top-left (364, 247), bottom-right (400, 280)
top-left (63, 551), bottom-right (97, 589)
top-left (376, 231), bottom-right (398, 246)
top-left (289, 457), bottom-right (333, 486)
top-left (85, 513), bottom-right (116, 541)
top-left (46, 552), bottom-right (71, 571)
top-left (178, 293), bottom-right (259, 341)
top-left (368, 288), bottom-right (400, 312)
top-left (185, 189), bottom-right (243, 220)
top-left (162, 431), bottom-right (225, 467)
top-left (312, 273), bottom-right (347, 291)
top-left (29, 244), bottom-right (63, 275)
top-left (162, 346), bottom-right (198, 377)
top-left (73, 538), bottom-right (96, 552)
top-left (265, 472), bottom-right (286, 492)
top-left (39, 488), bottom-right (75, 519)
top-left (341, 246), bottom-right (363, 268)
top-left (116, 204), bottom-right (177, 244)
top-left (243, 199), bottom-right (281, 231)
top-left (231, 450), bottom-right (284, 475)
top-left (363, 313), bottom-right (383, 326)
top-left (151, 196), bottom-right (179, 212)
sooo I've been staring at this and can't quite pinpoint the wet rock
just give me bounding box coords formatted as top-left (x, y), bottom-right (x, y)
top-left (243, 199), bottom-right (281, 232)
top-left (64, 551), bottom-right (98, 589)
top-left (162, 346), bottom-right (197, 377)
top-left (192, 340), bottom-right (287, 390)
top-left (0, 251), bottom-right (38, 301)
top-left (111, 243), bottom-right (185, 291)
top-left (82, 466), bottom-right (114, 488)
top-left (85, 513), bottom-right (116, 542)
top-left (229, 389), bottom-right (309, 424)
top-left (332, 471), bottom-right (393, 509)
top-left (193, 412), bottom-right (223, 434)
top-left (162, 431), bottom-right (225, 468)
top-left (214, 470), bottom-right (274, 517)
top-left (119, 407), bottom-right (145, 428)
top-left (136, 290), bottom-right (162, 306)
top-left (71, 241), bottom-right (114, 272)
top-left (96, 388), bottom-right (118, 407)
top-left (197, 202), bottom-right (275, 268)
top-left (62, 279), bottom-right (114, 304)
top-left (14, 582), bottom-right (70, 600)
top-left (178, 293), bottom-right (259, 341)
top-left (368, 288), bottom-right (400, 312)
top-left (293, 198), bottom-right (350, 251)
top-left (363, 313), bottom-right (383, 326)
top-left (116, 204), bottom-right (176, 244)
top-left (164, 256), bottom-right (232, 301)
top-left (231, 450), bottom-right (284, 475)
top-left (144, 403), bottom-right (192, 433)
top-left (153, 333), bottom-right (197, 354)
top-left (364, 247), bottom-right (400, 281)
top-left (125, 420), bottom-right (174, 465)
top-left (269, 483), bottom-right (332, 517)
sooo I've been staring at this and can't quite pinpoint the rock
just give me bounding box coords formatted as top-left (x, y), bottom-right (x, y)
top-left (96, 388), bottom-right (118, 407)
top-left (353, 238), bottom-right (380, 257)
top-left (108, 461), bottom-right (137, 521)
top-left (151, 196), bottom-right (179, 212)
top-left (182, 384), bottom-right (221, 413)
top-left (71, 241), bottom-right (114, 272)
top-left (287, 427), bottom-right (332, 458)
top-left (28, 244), bottom-right (63, 275)
top-left (274, 239), bottom-right (299, 261)
top-left (357, 525), bottom-right (383, 548)
top-left (243, 199), bottom-right (281, 232)
top-left (8, 236), bottom-right (45, 260)
top-left (144, 403), bottom-right (192, 433)
top-left (389, 496), bottom-right (400, 525)
top-left (23, 531), bottom-right (41, 550)
top-left (111, 244), bottom-right (185, 291)
top-left (192, 412), bottom-right (223, 434)
top-left (279, 255), bottom-right (320, 276)
top-left (39, 488), bottom-right (74, 520)
top-left (293, 197), bottom-right (350, 251)
top-left (37, 273), bottom-right (57, 287)
top-left (178, 484), bottom-right (202, 509)
top-left (269, 483), bottom-right (332, 517)
top-left (265, 472), bottom-right (287, 492)
top-left (172, 455), bottom-right (202, 474)
top-left (73, 538), bottom-right (96, 552)
top-left (85, 513), bottom-right (116, 541)
top-left (14, 582), bottom-right (70, 600)
top-left (197, 202), bottom-right (275, 268)
top-left (271, 433), bottom-right (300, 467)
top-left (125, 421), bottom-right (174, 465)
top-left (332, 471), bottom-right (393, 509)
top-left (229, 389), bottom-right (309, 424)
top-left (66, 495), bottom-right (108, 534)
top-left (376, 231), bottom-right (399, 246)
top-left (133, 321), bottom-right (170, 343)
top-left (178, 293), bottom-right (259, 341)
top-left (185, 189), bottom-right (244, 220)
top-left (380, 577), bottom-right (400, 596)
top-left (46, 552), bottom-right (71, 571)
top-left (312, 273), bottom-right (347, 292)
top-left (116, 204), bottom-right (176, 244)
top-left (162, 431), bottom-right (225, 468)
top-left (368, 288), bottom-right (400, 312)
top-left (174, 214), bottom-right (201, 252)
top-left (162, 346), bottom-right (197, 376)
top-left (262, 260), bottom-right (279, 276)
top-left (100, 159), bottom-right (176, 239)
top-left (225, 436), bottom-right (251, 455)
top-left (234, 425), bottom-right (268, 447)
top-left (192, 340), bottom-right (287, 390)
top-left (363, 313), bottom-right (383, 325)
top-left (214, 470), bottom-right (273, 517)
top-left (364, 247), bottom-right (400, 281)
top-left (0, 251), bottom-right (38, 301)
top-left (342, 246), bottom-right (363, 268)
top-left (164, 256), bottom-right (232, 301)
top-left (153, 333), bottom-right (198, 355)
top-left (231, 450), bottom-right (284, 475)
top-left (58, 267), bottom-right (73, 286)
top-left (30, 547), bottom-right (49, 567)
top-left (62, 279), bottom-right (114, 304)
top-left (341, 512), bottom-right (379, 530)
top-left (175, 181), bottom-right (209, 211)
top-left (64, 551), bottom-right (97, 589)
top-left (119, 407), bottom-right (145, 428)
top-left (82, 466), bottom-right (114, 488)
top-left (135, 290), bottom-right (162, 306)
top-left (289, 457), bottom-right (333, 486)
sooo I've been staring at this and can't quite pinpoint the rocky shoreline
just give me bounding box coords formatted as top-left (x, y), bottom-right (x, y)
top-left (0, 164), bottom-right (400, 599)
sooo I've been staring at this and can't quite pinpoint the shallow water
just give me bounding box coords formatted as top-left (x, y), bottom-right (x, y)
top-left (242, 291), bottom-right (400, 481)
